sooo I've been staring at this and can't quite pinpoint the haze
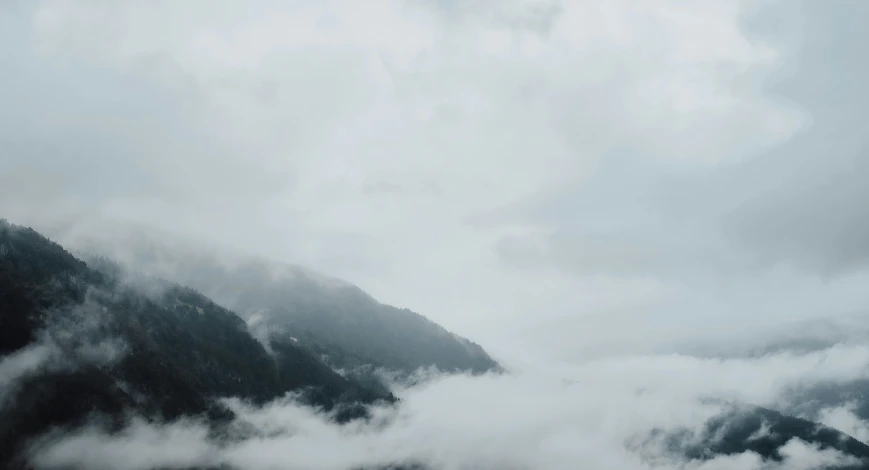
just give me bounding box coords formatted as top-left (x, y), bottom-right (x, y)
top-left (2, 2), bottom-right (869, 468)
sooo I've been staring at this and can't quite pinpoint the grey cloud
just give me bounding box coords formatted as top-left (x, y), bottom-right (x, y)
top-left (2, 0), bottom-right (868, 389)
top-left (716, 1), bottom-right (869, 276)
top-left (724, 150), bottom-right (869, 277)
top-left (468, 1), bottom-right (869, 358)
top-left (414, 0), bottom-right (564, 35)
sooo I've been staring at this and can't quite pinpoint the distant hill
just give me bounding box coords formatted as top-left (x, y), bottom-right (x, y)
top-left (633, 403), bottom-right (869, 468)
top-left (671, 317), bottom-right (869, 427)
top-left (61, 227), bottom-right (501, 378)
top-left (172, 258), bottom-right (501, 376)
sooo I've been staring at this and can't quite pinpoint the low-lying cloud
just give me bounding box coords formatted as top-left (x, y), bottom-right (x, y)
top-left (27, 341), bottom-right (869, 470)
top-left (0, 295), bottom-right (126, 410)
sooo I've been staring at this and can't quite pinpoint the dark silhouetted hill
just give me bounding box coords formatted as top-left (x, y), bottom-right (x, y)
top-left (0, 220), bottom-right (392, 468)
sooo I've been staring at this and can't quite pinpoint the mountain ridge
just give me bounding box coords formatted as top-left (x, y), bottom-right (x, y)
top-left (56, 225), bottom-right (502, 378)
top-left (0, 220), bottom-right (397, 468)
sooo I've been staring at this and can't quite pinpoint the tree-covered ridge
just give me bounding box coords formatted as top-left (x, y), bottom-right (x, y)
top-left (230, 274), bottom-right (501, 375)
top-left (0, 221), bottom-right (393, 468)
top-left (67, 232), bottom-right (502, 376)
top-left (634, 404), bottom-right (869, 468)
top-left (0, 219), bottom-right (95, 354)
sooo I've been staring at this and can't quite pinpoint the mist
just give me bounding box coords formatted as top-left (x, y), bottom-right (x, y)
top-left (3, 0), bottom-right (869, 469)
top-left (25, 346), bottom-right (869, 470)
top-left (0, 294), bottom-right (127, 411)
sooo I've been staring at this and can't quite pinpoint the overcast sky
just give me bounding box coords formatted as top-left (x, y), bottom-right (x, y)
top-left (2, 0), bottom-right (867, 362)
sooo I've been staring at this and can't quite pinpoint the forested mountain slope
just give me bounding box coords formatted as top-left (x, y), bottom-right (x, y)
top-left (62, 228), bottom-right (501, 376)
top-left (0, 220), bottom-right (392, 468)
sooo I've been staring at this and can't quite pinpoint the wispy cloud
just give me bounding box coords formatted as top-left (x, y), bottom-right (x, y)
top-left (0, 294), bottom-right (126, 410)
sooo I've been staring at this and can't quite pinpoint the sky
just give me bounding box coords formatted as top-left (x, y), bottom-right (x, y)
top-left (2, 0), bottom-right (868, 364)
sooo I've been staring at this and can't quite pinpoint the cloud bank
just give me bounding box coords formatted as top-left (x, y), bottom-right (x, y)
top-left (23, 342), bottom-right (869, 470)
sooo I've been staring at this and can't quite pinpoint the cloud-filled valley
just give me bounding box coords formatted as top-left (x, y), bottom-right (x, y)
top-left (22, 336), bottom-right (869, 470)
top-left (2, 0), bottom-right (869, 469)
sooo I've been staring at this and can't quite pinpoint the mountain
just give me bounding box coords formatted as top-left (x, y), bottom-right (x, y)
top-left (60, 227), bottom-right (501, 379)
top-left (634, 404), bottom-right (869, 468)
top-left (169, 258), bottom-right (500, 377)
top-left (674, 318), bottom-right (869, 433)
top-left (5, 220), bottom-right (869, 470)
top-left (0, 220), bottom-right (393, 468)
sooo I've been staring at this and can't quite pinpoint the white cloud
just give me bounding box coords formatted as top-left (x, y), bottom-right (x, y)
top-left (30, 417), bottom-right (216, 470)
top-left (29, 343), bottom-right (869, 469)
top-left (819, 403), bottom-right (869, 444)
top-left (0, 296), bottom-right (126, 410)
top-left (0, 342), bottom-right (59, 409)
